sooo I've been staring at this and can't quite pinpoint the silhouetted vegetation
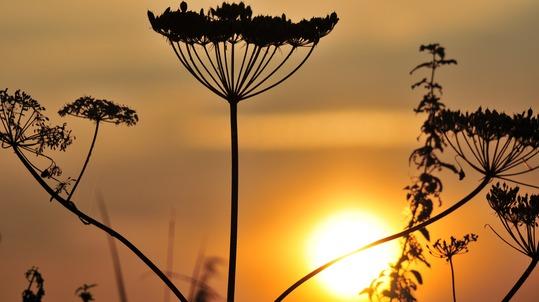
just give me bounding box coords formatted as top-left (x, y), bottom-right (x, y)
top-left (148, 2), bottom-right (337, 301)
top-left (22, 267), bottom-right (45, 302)
top-left (96, 193), bottom-right (128, 302)
top-left (76, 284), bottom-right (97, 302)
top-left (427, 234), bottom-right (478, 302)
top-left (278, 44), bottom-right (539, 301)
top-left (0, 89), bottom-right (186, 300)
top-left (487, 184), bottom-right (539, 301)
top-left (3, 1), bottom-right (538, 301)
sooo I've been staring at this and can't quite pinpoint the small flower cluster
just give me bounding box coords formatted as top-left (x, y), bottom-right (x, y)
top-left (148, 1), bottom-right (338, 47)
top-left (428, 234), bottom-right (478, 261)
top-left (0, 89), bottom-right (73, 154)
top-left (58, 96), bottom-right (138, 126)
top-left (0, 89), bottom-right (73, 179)
top-left (488, 183), bottom-right (539, 229)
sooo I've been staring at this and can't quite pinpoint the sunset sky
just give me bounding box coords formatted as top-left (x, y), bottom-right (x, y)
top-left (1, 1), bottom-right (538, 301)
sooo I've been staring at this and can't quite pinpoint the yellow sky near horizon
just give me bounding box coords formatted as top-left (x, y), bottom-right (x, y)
top-left (1, 1), bottom-right (539, 302)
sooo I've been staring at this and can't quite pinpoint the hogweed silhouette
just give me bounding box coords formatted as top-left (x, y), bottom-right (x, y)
top-left (427, 234), bottom-right (478, 302)
top-left (148, 2), bottom-right (338, 301)
top-left (1, 90), bottom-right (190, 300)
top-left (277, 44), bottom-right (539, 301)
top-left (22, 267), bottom-right (45, 302)
top-left (487, 184), bottom-right (539, 301)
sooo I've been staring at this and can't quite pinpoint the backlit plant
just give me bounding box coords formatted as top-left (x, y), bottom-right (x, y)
top-left (22, 267), bottom-right (45, 302)
top-left (1, 90), bottom-right (190, 301)
top-left (427, 234), bottom-right (478, 302)
top-left (277, 44), bottom-right (539, 301)
top-left (76, 284), bottom-right (97, 302)
top-left (148, 2), bottom-right (338, 301)
top-left (487, 183), bottom-right (539, 301)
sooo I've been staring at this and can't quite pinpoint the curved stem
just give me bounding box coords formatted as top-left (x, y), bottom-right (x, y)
top-left (67, 121), bottom-right (99, 203)
top-left (12, 146), bottom-right (189, 302)
top-left (275, 177), bottom-right (491, 301)
top-left (502, 258), bottom-right (538, 302)
top-left (449, 257), bottom-right (457, 302)
top-left (227, 101), bottom-right (239, 302)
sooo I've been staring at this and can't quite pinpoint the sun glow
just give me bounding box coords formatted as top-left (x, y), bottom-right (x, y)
top-left (308, 210), bottom-right (400, 300)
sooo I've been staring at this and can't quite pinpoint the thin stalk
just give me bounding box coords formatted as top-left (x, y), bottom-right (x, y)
top-left (97, 194), bottom-right (128, 302)
top-left (67, 121), bottom-right (99, 202)
top-left (449, 257), bottom-right (457, 302)
top-left (275, 177), bottom-right (491, 301)
top-left (227, 101), bottom-right (239, 302)
top-left (164, 209), bottom-right (176, 302)
top-left (13, 147), bottom-right (189, 302)
top-left (502, 258), bottom-right (538, 302)
top-left (188, 244), bottom-right (206, 301)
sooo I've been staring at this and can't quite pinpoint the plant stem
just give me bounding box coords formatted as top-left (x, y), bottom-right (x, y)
top-left (13, 147), bottom-right (189, 302)
top-left (275, 177), bottom-right (491, 301)
top-left (449, 257), bottom-right (457, 302)
top-left (227, 101), bottom-right (239, 302)
top-left (502, 258), bottom-right (538, 302)
top-left (97, 194), bottom-right (128, 302)
top-left (67, 121), bottom-right (100, 202)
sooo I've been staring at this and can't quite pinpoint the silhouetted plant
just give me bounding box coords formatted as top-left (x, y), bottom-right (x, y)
top-left (59, 97), bottom-right (138, 206)
top-left (1, 90), bottom-right (187, 301)
top-left (0, 89), bottom-right (72, 182)
top-left (76, 283), bottom-right (97, 302)
top-left (277, 44), bottom-right (539, 301)
top-left (486, 183), bottom-right (539, 301)
top-left (148, 2), bottom-right (338, 301)
top-left (96, 193), bottom-right (128, 302)
top-left (427, 234), bottom-right (478, 302)
top-left (22, 267), bottom-right (45, 302)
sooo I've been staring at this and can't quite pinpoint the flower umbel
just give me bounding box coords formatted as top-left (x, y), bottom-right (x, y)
top-left (427, 234), bottom-right (478, 261)
top-left (58, 96), bottom-right (138, 126)
top-left (486, 183), bottom-right (539, 256)
top-left (486, 183), bottom-right (539, 300)
top-left (0, 89), bottom-right (73, 179)
top-left (0, 89), bottom-right (72, 154)
top-left (148, 1), bottom-right (338, 102)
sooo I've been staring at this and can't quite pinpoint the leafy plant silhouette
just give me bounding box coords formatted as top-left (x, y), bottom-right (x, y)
top-left (76, 284), bottom-right (97, 302)
top-left (22, 267), bottom-right (45, 302)
top-left (486, 183), bottom-right (539, 301)
top-left (148, 2), bottom-right (338, 301)
top-left (427, 234), bottom-right (478, 302)
top-left (277, 44), bottom-right (539, 301)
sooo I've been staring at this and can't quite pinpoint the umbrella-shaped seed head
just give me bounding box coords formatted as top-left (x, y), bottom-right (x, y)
top-left (58, 96), bottom-right (138, 126)
top-left (487, 183), bottom-right (539, 226)
top-left (428, 234), bottom-right (479, 261)
top-left (148, 1), bottom-right (338, 47)
top-left (0, 89), bottom-right (73, 153)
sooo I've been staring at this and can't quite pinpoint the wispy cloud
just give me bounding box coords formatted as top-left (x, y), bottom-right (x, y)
top-left (181, 109), bottom-right (422, 150)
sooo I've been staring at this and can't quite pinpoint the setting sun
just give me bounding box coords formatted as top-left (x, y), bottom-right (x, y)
top-left (308, 210), bottom-right (400, 300)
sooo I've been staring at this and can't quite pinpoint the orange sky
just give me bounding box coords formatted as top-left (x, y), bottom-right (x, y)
top-left (1, 1), bottom-right (538, 301)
